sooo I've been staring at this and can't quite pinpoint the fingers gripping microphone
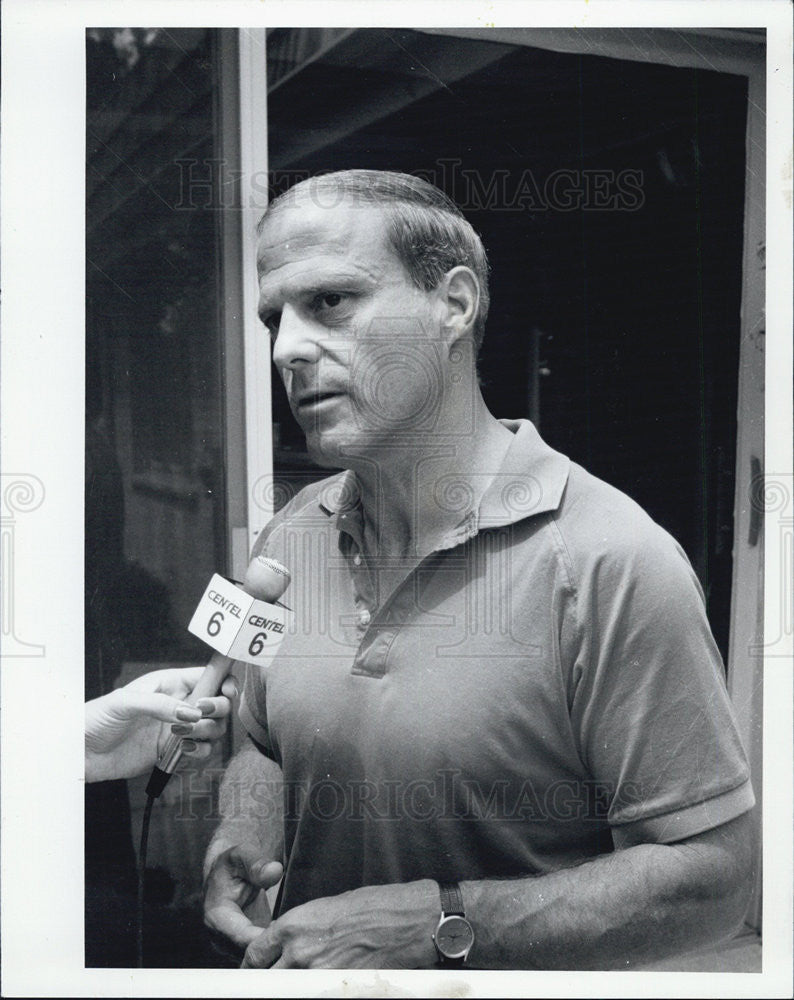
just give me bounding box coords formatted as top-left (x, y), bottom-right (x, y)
top-left (145, 556), bottom-right (291, 798)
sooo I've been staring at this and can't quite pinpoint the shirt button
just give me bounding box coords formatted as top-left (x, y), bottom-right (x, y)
top-left (353, 553), bottom-right (362, 567)
top-left (358, 609), bottom-right (371, 627)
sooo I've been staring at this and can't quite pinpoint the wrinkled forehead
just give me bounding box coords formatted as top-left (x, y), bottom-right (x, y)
top-left (256, 193), bottom-right (393, 275)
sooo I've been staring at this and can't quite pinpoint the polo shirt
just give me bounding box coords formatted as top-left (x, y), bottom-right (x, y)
top-left (240, 419), bottom-right (754, 914)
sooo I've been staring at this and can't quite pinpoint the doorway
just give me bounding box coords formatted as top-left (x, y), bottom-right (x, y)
top-left (265, 28), bottom-right (747, 665)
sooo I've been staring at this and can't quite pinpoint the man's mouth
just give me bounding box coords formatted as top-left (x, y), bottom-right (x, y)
top-left (295, 390), bottom-right (346, 413)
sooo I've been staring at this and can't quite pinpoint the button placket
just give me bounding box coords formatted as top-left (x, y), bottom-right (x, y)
top-left (343, 534), bottom-right (446, 676)
top-left (336, 513), bottom-right (376, 632)
top-left (351, 557), bottom-right (428, 676)
top-left (353, 546), bottom-right (377, 619)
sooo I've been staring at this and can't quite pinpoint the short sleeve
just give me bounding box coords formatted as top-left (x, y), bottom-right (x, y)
top-left (237, 497), bottom-right (300, 759)
top-left (239, 663), bottom-right (274, 757)
top-left (237, 475), bottom-right (342, 758)
top-left (565, 523), bottom-right (755, 847)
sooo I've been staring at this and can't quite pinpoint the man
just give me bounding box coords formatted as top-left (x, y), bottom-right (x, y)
top-left (203, 170), bottom-right (754, 970)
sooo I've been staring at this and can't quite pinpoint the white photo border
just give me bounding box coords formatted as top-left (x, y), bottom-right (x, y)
top-left (1, 1), bottom-right (791, 997)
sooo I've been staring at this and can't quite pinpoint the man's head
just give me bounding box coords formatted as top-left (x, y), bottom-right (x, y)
top-left (260, 170), bottom-right (490, 350)
top-left (256, 170), bottom-right (488, 466)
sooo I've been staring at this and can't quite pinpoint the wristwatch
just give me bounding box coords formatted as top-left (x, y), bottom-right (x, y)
top-left (432, 882), bottom-right (474, 967)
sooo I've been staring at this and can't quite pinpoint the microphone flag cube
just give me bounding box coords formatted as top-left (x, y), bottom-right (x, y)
top-left (188, 573), bottom-right (290, 667)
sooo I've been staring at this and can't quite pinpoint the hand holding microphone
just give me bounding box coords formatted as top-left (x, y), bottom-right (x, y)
top-left (85, 667), bottom-right (237, 783)
top-left (146, 555), bottom-right (292, 798)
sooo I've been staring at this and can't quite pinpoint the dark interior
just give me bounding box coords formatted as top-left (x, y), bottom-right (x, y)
top-left (267, 28), bottom-right (746, 665)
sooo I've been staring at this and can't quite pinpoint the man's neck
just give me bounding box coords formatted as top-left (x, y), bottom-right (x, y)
top-left (344, 399), bottom-right (514, 562)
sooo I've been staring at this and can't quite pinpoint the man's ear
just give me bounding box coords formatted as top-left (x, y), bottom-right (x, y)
top-left (440, 266), bottom-right (479, 345)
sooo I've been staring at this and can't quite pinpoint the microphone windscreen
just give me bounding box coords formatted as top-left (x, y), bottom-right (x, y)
top-left (243, 555), bottom-right (291, 602)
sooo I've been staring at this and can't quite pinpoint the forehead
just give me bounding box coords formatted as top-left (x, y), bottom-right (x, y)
top-left (256, 195), bottom-right (399, 279)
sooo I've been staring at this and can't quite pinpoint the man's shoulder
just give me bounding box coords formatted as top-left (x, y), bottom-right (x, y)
top-left (552, 461), bottom-right (693, 585)
top-left (251, 471), bottom-right (348, 558)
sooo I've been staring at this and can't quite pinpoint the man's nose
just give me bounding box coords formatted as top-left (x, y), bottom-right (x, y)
top-left (271, 304), bottom-right (322, 372)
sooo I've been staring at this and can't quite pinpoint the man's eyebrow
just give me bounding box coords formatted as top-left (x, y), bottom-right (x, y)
top-left (258, 269), bottom-right (378, 304)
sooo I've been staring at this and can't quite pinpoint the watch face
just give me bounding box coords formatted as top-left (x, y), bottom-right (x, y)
top-left (436, 915), bottom-right (474, 959)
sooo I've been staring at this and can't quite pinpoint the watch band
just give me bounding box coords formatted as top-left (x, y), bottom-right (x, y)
top-left (439, 881), bottom-right (464, 916)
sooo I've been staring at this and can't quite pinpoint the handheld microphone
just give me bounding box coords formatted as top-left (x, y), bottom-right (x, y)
top-left (145, 555), bottom-right (291, 798)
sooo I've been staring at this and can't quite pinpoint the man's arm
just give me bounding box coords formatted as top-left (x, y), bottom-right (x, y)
top-left (203, 738), bottom-right (285, 948)
top-left (204, 737), bottom-right (283, 877)
top-left (464, 810), bottom-right (755, 969)
top-left (241, 810), bottom-right (755, 969)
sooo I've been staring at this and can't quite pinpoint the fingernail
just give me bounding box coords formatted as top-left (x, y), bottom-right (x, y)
top-left (172, 724), bottom-right (193, 735)
top-left (176, 706), bottom-right (201, 722)
top-left (197, 698), bottom-right (214, 716)
top-left (181, 739), bottom-right (197, 753)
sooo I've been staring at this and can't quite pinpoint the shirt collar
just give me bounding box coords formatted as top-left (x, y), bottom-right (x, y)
top-left (317, 470), bottom-right (361, 517)
top-left (476, 418), bottom-right (570, 529)
top-left (317, 418), bottom-right (570, 545)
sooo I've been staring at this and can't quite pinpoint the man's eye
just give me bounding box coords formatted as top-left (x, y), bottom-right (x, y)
top-left (314, 292), bottom-right (344, 311)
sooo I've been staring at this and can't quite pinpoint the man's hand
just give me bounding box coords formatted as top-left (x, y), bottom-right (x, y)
top-left (85, 666), bottom-right (237, 782)
top-left (204, 844), bottom-right (284, 950)
top-left (241, 879), bottom-right (439, 969)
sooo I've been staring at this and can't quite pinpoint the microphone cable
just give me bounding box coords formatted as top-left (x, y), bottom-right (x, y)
top-left (133, 557), bottom-right (291, 967)
top-left (136, 792), bottom-right (156, 968)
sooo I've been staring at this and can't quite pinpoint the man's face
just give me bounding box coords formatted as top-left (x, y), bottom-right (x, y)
top-left (257, 195), bottom-right (444, 466)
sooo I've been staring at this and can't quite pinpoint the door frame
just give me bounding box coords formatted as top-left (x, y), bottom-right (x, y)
top-left (223, 28), bottom-right (272, 581)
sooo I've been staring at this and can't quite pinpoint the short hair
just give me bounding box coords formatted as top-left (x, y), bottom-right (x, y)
top-left (259, 170), bottom-right (490, 351)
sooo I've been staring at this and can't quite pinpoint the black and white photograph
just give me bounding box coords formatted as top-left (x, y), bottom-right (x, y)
top-left (1, 2), bottom-right (792, 997)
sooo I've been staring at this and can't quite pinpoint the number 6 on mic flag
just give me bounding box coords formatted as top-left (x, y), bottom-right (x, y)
top-left (187, 573), bottom-right (291, 667)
